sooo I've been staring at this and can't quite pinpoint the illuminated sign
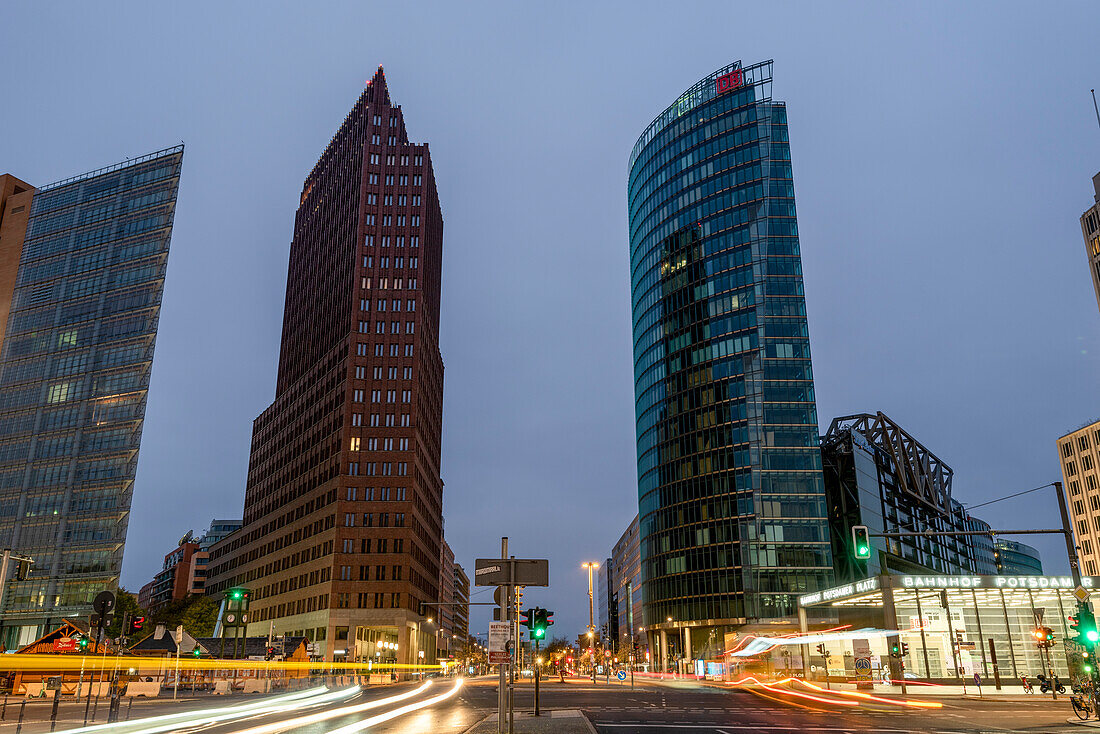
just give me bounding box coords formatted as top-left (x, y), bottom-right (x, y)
top-left (716, 69), bottom-right (744, 94)
top-left (801, 575), bottom-right (1099, 606)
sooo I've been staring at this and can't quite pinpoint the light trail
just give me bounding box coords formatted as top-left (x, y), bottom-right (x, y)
top-left (55, 685), bottom-right (356, 734)
top-left (0, 654), bottom-right (443, 673)
top-left (728, 628), bottom-right (899, 657)
top-left (224, 681), bottom-right (433, 734)
top-left (792, 678), bottom-right (943, 708)
top-left (324, 678), bottom-right (464, 733)
top-left (726, 676), bottom-right (858, 707)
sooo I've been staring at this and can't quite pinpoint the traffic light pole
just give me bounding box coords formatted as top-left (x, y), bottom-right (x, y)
top-left (533, 637), bottom-right (540, 717)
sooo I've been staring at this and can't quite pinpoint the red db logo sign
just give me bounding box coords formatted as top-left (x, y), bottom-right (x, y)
top-left (716, 69), bottom-right (744, 94)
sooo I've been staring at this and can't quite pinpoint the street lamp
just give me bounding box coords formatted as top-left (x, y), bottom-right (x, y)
top-left (582, 562), bottom-right (600, 681)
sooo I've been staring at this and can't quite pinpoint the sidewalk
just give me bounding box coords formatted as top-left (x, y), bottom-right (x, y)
top-left (463, 709), bottom-right (595, 734)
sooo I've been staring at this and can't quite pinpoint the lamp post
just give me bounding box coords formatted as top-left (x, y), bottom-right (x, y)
top-left (582, 562), bottom-right (599, 682)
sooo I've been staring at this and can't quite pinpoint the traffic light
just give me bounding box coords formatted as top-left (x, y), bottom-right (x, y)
top-left (816, 643), bottom-right (826, 656)
top-left (1074, 606), bottom-right (1099, 646)
top-left (901, 642), bottom-right (909, 656)
top-left (851, 525), bottom-right (871, 559)
top-left (520, 608), bottom-right (533, 632)
top-left (76, 635), bottom-right (89, 651)
top-left (531, 608), bottom-right (554, 640)
top-left (192, 645), bottom-right (202, 658)
top-left (128, 615), bottom-right (145, 635)
top-left (889, 641), bottom-right (901, 658)
top-left (265, 646), bottom-right (276, 660)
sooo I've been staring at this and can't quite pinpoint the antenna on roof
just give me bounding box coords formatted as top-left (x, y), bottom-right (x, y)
top-left (1092, 90), bottom-right (1100, 132)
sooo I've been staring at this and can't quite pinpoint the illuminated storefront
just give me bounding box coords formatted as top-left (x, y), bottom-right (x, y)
top-left (797, 574), bottom-right (1095, 682)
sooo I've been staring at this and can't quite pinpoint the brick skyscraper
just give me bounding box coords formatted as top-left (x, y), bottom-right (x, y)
top-left (206, 68), bottom-right (445, 666)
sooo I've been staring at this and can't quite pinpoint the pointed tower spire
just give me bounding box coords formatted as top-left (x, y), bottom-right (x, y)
top-left (366, 65), bottom-right (391, 106)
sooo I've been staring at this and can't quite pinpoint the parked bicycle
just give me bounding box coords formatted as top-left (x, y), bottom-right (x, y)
top-left (1020, 675), bottom-right (1033, 693)
top-left (1071, 679), bottom-right (1096, 720)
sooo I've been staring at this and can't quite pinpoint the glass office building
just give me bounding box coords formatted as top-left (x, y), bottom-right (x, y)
top-left (629, 60), bottom-right (831, 667)
top-left (0, 147), bottom-right (184, 647)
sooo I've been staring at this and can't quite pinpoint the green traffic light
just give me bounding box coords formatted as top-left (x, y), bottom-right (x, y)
top-left (1086, 664), bottom-right (1094, 673)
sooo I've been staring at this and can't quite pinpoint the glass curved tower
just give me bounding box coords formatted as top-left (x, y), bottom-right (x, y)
top-left (628, 60), bottom-right (832, 664)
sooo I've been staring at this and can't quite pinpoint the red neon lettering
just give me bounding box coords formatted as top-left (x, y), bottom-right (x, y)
top-left (716, 69), bottom-right (744, 94)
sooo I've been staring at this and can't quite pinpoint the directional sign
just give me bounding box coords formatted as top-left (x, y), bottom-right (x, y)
top-left (474, 558), bottom-right (549, 587)
top-left (616, 670), bottom-right (627, 681)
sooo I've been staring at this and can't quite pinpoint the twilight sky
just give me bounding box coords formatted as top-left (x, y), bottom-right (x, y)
top-left (2, 2), bottom-right (1099, 640)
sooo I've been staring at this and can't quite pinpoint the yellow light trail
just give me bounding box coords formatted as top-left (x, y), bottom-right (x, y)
top-left (0, 655), bottom-right (443, 674)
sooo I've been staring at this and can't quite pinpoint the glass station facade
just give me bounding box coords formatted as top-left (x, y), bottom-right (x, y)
top-left (798, 575), bottom-right (1093, 682)
top-left (629, 59), bottom-right (832, 660)
top-left (0, 147), bottom-right (184, 646)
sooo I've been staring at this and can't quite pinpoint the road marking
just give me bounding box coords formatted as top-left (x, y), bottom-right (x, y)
top-left (596, 725), bottom-right (911, 732)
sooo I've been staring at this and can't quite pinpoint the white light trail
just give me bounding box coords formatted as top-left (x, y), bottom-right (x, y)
top-left (224, 681), bottom-right (433, 734)
top-left (324, 678), bottom-right (464, 734)
top-left (55, 685), bottom-right (357, 734)
top-left (728, 628), bottom-right (898, 657)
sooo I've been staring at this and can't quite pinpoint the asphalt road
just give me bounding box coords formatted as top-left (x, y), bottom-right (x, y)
top-left (10, 675), bottom-right (1095, 733)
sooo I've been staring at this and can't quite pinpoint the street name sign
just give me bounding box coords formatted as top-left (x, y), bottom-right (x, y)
top-left (474, 558), bottom-right (549, 587)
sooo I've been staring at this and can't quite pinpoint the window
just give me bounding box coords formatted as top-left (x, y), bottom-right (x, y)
top-left (387, 390), bottom-right (396, 403)
top-left (359, 566), bottom-right (368, 580)
top-left (374, 366), bottom-right (383, 379)
top-left (340, 565), bottom-right (352, 580)
top-left (368, 438), bottom-right (378, 451)
top-left (380, 513), bottom-right (390, 527)
top-left (392, 566), bottom-right (402, 580)
top-left (355, 366), bottom-right (366, 379)
top-left (396, 487), bottom-right (406, 500)
top-left (1075, 500), bottom-right (1086, 515)
top-left (401, 414), bottom-right (410, 427)
top-left (363, 513), bottom-right (373, 527)
top-left (347, 487), bottom-right (357, 501)
top-left (371, 390), bottom-right (381, 403)
top-left (403, 367), bottom-right (412, 379)
top-left (370, 153), bottom-right (380, 164)
top-left (1085, 540), bottom-right (1094, 556)
top-left (376, 565), bottom-right (386, 581)
top-left (399, 438), bottom-right (408, 450)
top-left (412, 195), bottom-right (421, 206)
top-left (361, 538), bottom-right (371, 553)
top-left (1067, 461), bottom-right (1078, 476)
top-left (386, 414), bottom-right (396, 426)
top-left (395, 513), bottom-right (405, 527)
top-left (357, 344), bottom-right (369, 356)
top-left (1084, 455), bottom-right (1095, 471)
top-left (365, 486), bottom-right (375, 500)
top-left (388, 366), bottom-right (398, 379)
top-left (415, 155), bottom-right (423, 166)
top-left (383, 438), bottom-right (393, 450)
top-left (376, 344), bottom-right (385, 357)
top-left (402, 390), bottom-right (411, 403)
top-left (407, 300), bottom-right (415, 311)
top-left (342, 539), bottom-right (354, 553)
top-left (1081, 436), bottom-right (1092, 452)
top-left (379, 539), bottom-right (388, 553)
top-left (405, 321), bottom-right (414, 334)
top-left (352, 413), bottom-right (362, 426)
top-left (350, 437), bottom-right (360, 451)
top-left (1088, 475), bottom-right (1098, 491)
top-left (1080, 520), bottom-right (1090, 535)
top-left (344, 514), bottom-right (355, 526)
top-left (390, 593), bottom-right (401, 609)
top-left (390, 344), bottom-right (400, 357)
top-left (353, 390), bottom-right (364, 403)
top-left (338, 593), bottom-right (350, 609)
top-left (376, 321), bottom-right (385, 334)
top-left (413, 175), bottom-right (422, 186)
top-left (358, 321), bottom-right (369, 333)
top-left (405, 344), bottom-right (414, 357)
top-left (394, 539), bottom-right (404, 553)
top-left (372, 134), bottom-right (380, 145)
top-left (1063, 442), bottom-right (1074, 458)
top-left (400, 175), bottom-right (408, 186)
top-left (370, 414), bottom-right (380, 427)
top-left (410, 236), bottom-right (419, 248)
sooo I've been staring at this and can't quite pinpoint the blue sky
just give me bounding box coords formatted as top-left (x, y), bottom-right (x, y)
top-left (3, 1), bottom-right (1099, 639)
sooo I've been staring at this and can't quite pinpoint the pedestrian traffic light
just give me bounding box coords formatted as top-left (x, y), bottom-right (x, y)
top-left (851, 525), bottom-right (871, 559)
top-left (128, 615), bottom-right (145, 635)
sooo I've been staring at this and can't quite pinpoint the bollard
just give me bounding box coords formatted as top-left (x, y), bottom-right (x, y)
top-left (2, 693), bottom-right (7, 720)
top-left (50, 687), bottom-right (61, 732)
top-left (15, 698), bottom-right (25, 734)
top-left (92, 691), bottom-right (100, 721)
top-left (126, 697), bottom-right (133, 720)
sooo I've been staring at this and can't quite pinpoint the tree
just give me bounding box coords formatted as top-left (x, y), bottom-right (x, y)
top-left (106, 588), bottom-right (145, 639)
top-left (151, 594), bottom-right (219, 638)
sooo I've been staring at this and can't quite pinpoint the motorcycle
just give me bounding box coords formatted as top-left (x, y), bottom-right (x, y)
top-left (1036, 674), bottom-right (1066, 694)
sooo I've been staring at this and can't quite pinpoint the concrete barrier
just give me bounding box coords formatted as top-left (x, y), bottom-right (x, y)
top-left (242, 680), bottom-right (270, 694)
top-left (124, 681), bottom-right (162, 698)
top-left (213, 680), bottom-right (234, 695)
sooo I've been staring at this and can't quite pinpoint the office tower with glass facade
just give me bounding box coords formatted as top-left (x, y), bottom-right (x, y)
top-left (993, 539), bottom-right (1043, 575)
top-left (629, 61), bottom-right (831, 668)
top-left (205, 68), bottom-right (446, 667)
top-left (1079, 174), bottom-right (1100, 314)
top-left (821, 412), bottom-right (998, 585)
top-left (0, 147), bottom-right (184, 647)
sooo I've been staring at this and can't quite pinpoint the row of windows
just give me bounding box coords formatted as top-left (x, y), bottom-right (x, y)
top-left (362, 213), bottom-right (421, 226)
top-left (364, 235), bottom-right (419, 248)
top-left (346, 462), bottom-right (408, 476)
top-left (355, 366), bottom-right (413, 381)
top-left (365, 194), bottom-right (422, 207)
top-left (350, 413), bottom-right (411, 428)
top-left (357, 343), bottom-right (415, 358)
top-left (349, 438), bottom-right (410, 452)
top-left (338, 563), bottom-right (402, 581)
top-left (343, 512), bottom-right (406, 527)
top-left (337, 592), bottom-right (401, 609)
top-left (340, 536), bottom-right (406, 554)
top-left (357, 321), bottom-right (416, 335)
top-left (359, 276), bottom-right (417, 291)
